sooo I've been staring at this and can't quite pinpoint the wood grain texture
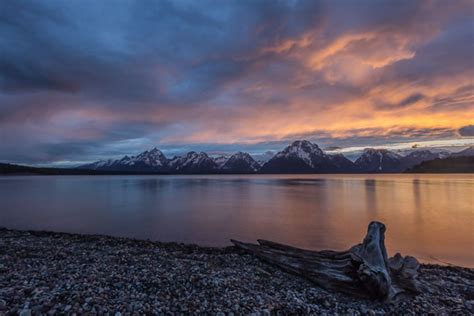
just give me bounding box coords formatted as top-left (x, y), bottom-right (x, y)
top-left (231, 221), bottom-right (420, 301)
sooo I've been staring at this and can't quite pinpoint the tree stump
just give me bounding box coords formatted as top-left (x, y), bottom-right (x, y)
top-left (231, 221), bottom-right (420, 301)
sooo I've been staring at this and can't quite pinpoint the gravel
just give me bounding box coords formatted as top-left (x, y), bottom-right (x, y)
top-left (1, 228), bottom-right (473, 315)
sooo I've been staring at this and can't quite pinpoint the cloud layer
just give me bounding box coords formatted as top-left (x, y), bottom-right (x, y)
top-left (0, 0), bottom-right (473, 164)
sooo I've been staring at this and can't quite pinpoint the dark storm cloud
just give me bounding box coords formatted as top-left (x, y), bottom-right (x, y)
top-left (379, 14), bottom-right (473, 85)
top-left (398, 94), bottom-right (425, 107)
top-left (374, 93), bottom-right (425, 110)
top-left (0, 0), bottom-right (472, 165)
top-left (458, 125), bottom-right (474, 137)
top-left (0, 0), bottom-right (323, 100)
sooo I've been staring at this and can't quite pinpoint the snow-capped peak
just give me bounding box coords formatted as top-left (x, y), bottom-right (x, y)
top-left (134, 148), bottom-right (167, 167)
top-left (355, 148), bottom-right (403, 172)
top-left (360, 148), bottom-right (402, 160)
top-left (82, 159), bottom-right (115, 170)
top-left (169, 151), bottom-right (215, 170)
top-left (222, 152), bottom-right (260, 172)
top-left (276, 140), bottom-right (325, 167)
top-left (230, 152), bottom-right (252, 160)
top-left (95, 159), bottom-right (114, 167)
top-left (119, 155), bottom-right (133, 165)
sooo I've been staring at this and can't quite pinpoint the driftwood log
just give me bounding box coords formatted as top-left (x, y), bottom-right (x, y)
top-left (231, 221), bottom-right (420, 301)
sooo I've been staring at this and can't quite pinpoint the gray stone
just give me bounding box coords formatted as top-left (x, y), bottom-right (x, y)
top-left (19, 309), bottom-right (32, 316)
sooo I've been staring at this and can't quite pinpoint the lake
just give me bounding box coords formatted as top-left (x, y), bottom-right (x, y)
top-left (0, 174), bottom-right (473, 267)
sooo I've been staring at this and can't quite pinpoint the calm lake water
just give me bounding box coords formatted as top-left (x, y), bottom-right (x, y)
top-left (0, 174), bottom-right (473, 267)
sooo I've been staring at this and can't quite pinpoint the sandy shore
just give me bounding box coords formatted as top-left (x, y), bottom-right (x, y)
top-left (0, 228), bottom-right (473, 315)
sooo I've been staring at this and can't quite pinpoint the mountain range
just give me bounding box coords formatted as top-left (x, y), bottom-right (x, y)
top-left (78, 141), bottom-right (474, 174)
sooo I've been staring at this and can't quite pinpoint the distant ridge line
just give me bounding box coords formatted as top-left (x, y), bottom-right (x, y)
top-left (2, 141), bottom-right (473, 175)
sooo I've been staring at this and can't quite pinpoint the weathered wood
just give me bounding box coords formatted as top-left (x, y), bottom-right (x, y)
top-left (231, 221), bottom-right (420, 301)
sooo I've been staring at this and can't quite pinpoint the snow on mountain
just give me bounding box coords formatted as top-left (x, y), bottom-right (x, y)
top-left (354, 148), bottom-right (403, 172)
top-left (78, 141), bottom-right (469, 174)
top-left (79, 159), bottom-right (115, 170)
top-left (213, 155), bottom-right (229, 168)
top-left (401, 150), bottom-right (441, 169)
top-left (257, 160), bottom-right (267, 167)
top-left (274, 140), bottom-right (325, 168)
top-left (78, 148), bottom-right (169, 172)
top-left (117, 155), bottom-right (133, 165)
top-left (95, 159), bottom-right (114, 168)
top-left (327, 153), bottom-right (355, 171)
top-left (167, 154), bottom-right (187, 170)
top-left (261, 140), bottom-right (353, 173)
top-left (133, 148), bottom-right (167, 167)
top-left (221, 152), bottom-right (260, 173)
top-left (168, 152), bottom-right (217, 173)
top-left (81, 148), bottom-right (224, 173)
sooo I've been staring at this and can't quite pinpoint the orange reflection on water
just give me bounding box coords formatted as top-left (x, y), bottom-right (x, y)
top-left (0, 174), bottom-right (473, 267)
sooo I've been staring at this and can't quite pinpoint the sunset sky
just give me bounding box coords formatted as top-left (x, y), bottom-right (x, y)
top-left (1, 0), bottom-right (473, 165)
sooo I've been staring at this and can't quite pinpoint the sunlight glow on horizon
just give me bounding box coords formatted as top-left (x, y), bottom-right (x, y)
top-left (0, 1), bottom-right (473, 164)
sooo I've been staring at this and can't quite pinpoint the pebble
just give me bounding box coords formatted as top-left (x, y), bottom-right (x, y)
top-left (19, 309), bottom-right (31, 316)
top-left (0, 227), bottom-right (471, 314)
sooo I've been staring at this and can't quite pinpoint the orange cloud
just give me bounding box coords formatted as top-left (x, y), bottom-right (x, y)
top-left (304, 31), bottom-right (417, 85)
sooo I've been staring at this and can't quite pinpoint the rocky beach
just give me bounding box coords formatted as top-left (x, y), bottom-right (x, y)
top-left (1, 228), bottom-right (473, 315)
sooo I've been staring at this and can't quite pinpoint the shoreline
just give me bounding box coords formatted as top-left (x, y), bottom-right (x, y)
top-left (3, 162), bottom-right (474, 176)
top-left (1, 228), bottom-right (473, 314)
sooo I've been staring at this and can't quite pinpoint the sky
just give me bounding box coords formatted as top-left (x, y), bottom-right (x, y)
top-left (0, 0), bottom-right (473, 166)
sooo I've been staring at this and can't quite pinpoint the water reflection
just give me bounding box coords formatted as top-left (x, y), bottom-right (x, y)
top-left (364, 179), bottom-right (378, 218)
top-left (0, 174), bottom-right (473, 267)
